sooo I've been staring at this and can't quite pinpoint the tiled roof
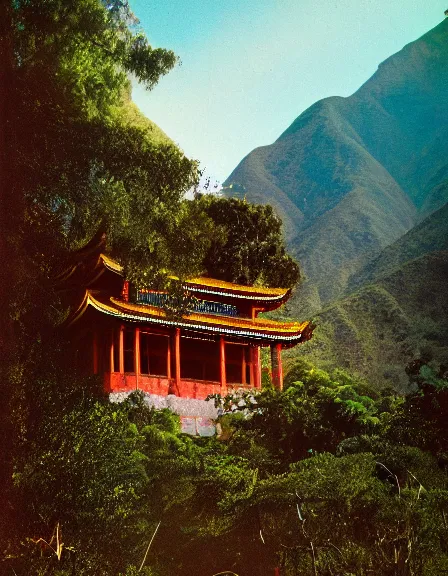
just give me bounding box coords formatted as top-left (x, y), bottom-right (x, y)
top-left (98, 254), bottom-right (290, 301)
top-left (68, 290), bottom-right (312, 345)
top-left (184, 277), bottom-right (289, 299)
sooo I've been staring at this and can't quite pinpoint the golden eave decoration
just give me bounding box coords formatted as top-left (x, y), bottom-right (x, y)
top-left (67, 290), bottom-right (311, 345)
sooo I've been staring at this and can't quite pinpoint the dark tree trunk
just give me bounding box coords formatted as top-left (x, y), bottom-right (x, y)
top-left (0, 0), bottom-right (18, 546)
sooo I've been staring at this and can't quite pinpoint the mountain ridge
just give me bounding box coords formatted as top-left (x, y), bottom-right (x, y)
top-left (224, 19), bottom-right (448, 317)
top-left (283, 201), bottom-right (448, 390)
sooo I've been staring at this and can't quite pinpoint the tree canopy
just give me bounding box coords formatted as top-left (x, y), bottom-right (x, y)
top-left (5, 362), bottom-right (448, 575)
top-left (199, 195), bottom-right (300, 288)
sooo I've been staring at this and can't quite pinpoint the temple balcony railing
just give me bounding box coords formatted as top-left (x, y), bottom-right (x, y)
top-left (136, 290), bottom-right (239, 317)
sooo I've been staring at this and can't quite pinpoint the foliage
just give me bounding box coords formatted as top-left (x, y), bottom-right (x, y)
top-left (10, 393), bottom-right (148, 574)
top-left (2, 2), bottom-right (447, 575)
top-left (387, 363), bottom-right (448, 458)
top-left (214, 359), bottom-right (382, 469)
top-left (0, 3), bottom-right (301, 572)
top-left (1, 0), bottom-right (211, 286)
top-left (191, 364), bottom-right (448, 575)
top-left (4, 361), bottom-right (448, 575)
top-left (6, 388), bottom-right (200, 575)
top-left (197, 195), bottom-right (300, 288)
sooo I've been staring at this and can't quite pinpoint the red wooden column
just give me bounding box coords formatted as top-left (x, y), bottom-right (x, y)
top-left (110, 330), bottom-right (115, 372)
top-left (166, 336), bottom-right (171, 379)
top-left (119, 325), bottom-right (125, 374)
top-left (253, 346), bottom-right (261, 389)
top-left (121, 280), bottom-right (129, 301)
top-left (134, 327), bottom-right (140, 389)
top-left (271, 343), bottom-right (283, 390)
top-left (241, 346), bottom-right (247, 385)
top-left (174, 328), bottom-right (181, 394)
top-left (220, 337), bottom-right (227, 396)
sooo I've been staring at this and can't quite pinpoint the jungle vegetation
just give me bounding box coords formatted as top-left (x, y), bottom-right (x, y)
top-left (1, 2), bottom-right (447, 575)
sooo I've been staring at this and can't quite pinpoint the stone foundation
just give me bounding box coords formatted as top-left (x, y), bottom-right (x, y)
top-left (110, 391), bottom-right (218, 436)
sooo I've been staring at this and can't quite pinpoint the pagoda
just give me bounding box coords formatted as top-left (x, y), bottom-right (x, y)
top-left (57, 234), bottom-right (312, 430)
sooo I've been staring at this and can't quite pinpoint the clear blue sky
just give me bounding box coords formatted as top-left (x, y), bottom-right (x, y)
top-left (131, 0), bottom-right (446, 185)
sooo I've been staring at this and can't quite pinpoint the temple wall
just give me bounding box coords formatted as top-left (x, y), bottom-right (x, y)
top-left (105, 373), bottom-right (255, 399)
top-left (109, 391), bottom-right (218, 436)
top-left (106, 373), bottom-right (171, 395)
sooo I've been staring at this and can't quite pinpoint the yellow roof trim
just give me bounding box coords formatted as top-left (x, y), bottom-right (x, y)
top-left (66, 290), bottom-right (312, 343)
top-left (184, 277), bottom-right (289, 297)
top-left (109, 296), bottom-right (306, 335)
top-left (100, 253), bottom-right (124, 274)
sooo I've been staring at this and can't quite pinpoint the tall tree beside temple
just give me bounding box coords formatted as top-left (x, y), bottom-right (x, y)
top-left (199, 196), bottom-right (300, 288)
top-left (0, 0), bottom-right (206, 545)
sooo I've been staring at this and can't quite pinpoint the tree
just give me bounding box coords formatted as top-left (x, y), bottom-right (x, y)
top-left (218, 360), bottom-right (381, 468)
top-left (12, 399), bottom-right (148, 575)
top-left (8, 386), bottom-right (206, 575)
top-left (387, 363), bottom-right (448, 458)
top-left (197, 195), bottom-right (300, 288)
top-left (0, 0), bottom-right (210, 288)
top-left (185, 364), bottom-right (448, 576)
top-left (0, 0), bottom-right (208, 552)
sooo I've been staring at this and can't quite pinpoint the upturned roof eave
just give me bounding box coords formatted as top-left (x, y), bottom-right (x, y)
top-left (98, 255), bottom-right (291, 303)
top-left (66, 290), bottom-right (310, 344)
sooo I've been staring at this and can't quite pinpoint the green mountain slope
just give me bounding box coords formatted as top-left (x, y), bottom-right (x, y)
top-left (224, 19), bottom-right (448, 315)
top-left (420, 171), bottom-right (448, 219)
top-left (287, 249), bottom-right (448, 391)
top-left (352, 201), bottom-right (448, 288)
top-left (282, 203), bottom-right (448, 390)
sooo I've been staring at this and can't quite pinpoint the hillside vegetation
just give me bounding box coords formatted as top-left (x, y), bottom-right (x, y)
top-left (352, 201), bottom-right (448, 288)
top-left (289, 250), bottom-right (448, 391)
top-left (282, 200), bottom-right (448, 390)
top-left (116, 87), bottom-right (173, 146)
top-left (226, 19), bottom-right (448, 389)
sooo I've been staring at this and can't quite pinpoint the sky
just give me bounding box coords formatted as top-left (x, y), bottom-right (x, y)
top-left (130, 1), bottom-right (446, 185)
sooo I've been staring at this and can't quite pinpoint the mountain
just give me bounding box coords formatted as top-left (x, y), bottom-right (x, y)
top-left (224, 19), bottom-right (448, 316)
top-left (352, 201), bottom-right (448, 289)
top-left (282, 204), bottom-right (448, 390)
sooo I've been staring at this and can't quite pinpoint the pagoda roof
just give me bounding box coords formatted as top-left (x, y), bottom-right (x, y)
top-left (98, 254), bottom-right (291, 303)
top-left (55, 247), bottom-right (292, 307)
top-left (100, 253), bottom-right (124, 275)
top-left (52, 253), bottom-right (122, 292)
top-left (67, 290), bottom-right (312, 346)
top-left (181, 277), bottom-right (290, 302)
